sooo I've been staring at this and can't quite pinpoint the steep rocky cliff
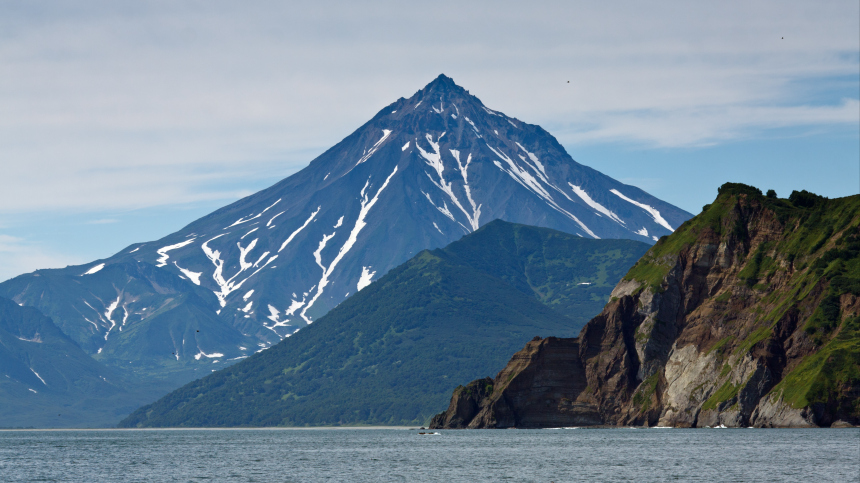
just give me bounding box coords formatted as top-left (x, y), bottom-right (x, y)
top-left (431, 184), bottom-right (860, 428)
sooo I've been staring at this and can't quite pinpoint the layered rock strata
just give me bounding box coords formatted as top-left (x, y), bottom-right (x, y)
top-left (432, 185), bottom-right (860, 429)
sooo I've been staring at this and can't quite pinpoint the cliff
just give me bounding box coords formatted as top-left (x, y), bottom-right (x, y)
top-left (431, 184), bottom-right (860, 428)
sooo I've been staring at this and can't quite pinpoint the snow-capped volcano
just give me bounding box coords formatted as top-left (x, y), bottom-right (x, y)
top-left (1, 74), bottom-right (691, 367)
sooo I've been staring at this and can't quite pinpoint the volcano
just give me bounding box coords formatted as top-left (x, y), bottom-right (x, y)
top-left (1, 75), bottom-right (692, 387)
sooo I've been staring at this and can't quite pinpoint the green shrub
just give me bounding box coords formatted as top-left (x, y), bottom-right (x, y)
top-left (718, 182), bottom-right (763, 197)
top-left (789, 190), bottom-right (826, 208)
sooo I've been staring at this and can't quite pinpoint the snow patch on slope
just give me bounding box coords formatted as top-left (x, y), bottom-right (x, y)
top-left (263, 304), bottom-right (295, 336)
top-left (286, 296), bottom-right (306, 317)
top-left (156, 238), bottom-right (196, 267)
top-left (422, 191), bottom-right (468, 233)
top-left (610, 189), bottom-right (674, 232)
top-left (202, 233), bottom-right (278, 307)
top-left (173, 262), bottom-right (202, 285)
top-left (515, 143), bottom-right (546, 177)
top-left (267, 211), bottom-right (285, 227)
top-left (464, 117), bottom-right (481, 138)
top-left (357, 266), bottom-right (375, 291)
top-left (82, 263), bottom-right (105, 275)
top-left (103, 295), bottom-right (120, 340)
top-left (449, 149), bottom-right (481, 230)
top-left (194, 350), bottom-right (224, 360)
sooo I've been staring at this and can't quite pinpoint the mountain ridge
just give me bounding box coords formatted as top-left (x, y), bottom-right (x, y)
top-left (118, 220), bottom-right (650, 427)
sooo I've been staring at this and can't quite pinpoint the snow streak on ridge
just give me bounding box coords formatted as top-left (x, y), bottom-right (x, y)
top-left (417, 134), bottom-right (481, 231)
top-left (356, 130), bottom-right (393, 166)
top-left (487, 144), bottom-right (598, 239)
top-left (299, 166), bottom-right (399, 323)
top-left (30, 368), bottom-right (46, 385)
top-left (610, 189), bottom-right (674, 232)
top-left (226, 199), bottom-right (282, 229)
top-left (202, 232), bottom-right (278, 307)
top-left (569, 184), bottom-right (625, 226)
top-left (279, 208), bottom-right (320, 253)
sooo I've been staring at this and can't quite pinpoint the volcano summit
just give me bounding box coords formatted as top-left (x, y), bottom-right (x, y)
top-left (1, 75), bottom-right (691, 396)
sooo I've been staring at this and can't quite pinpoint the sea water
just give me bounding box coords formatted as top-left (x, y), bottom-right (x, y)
top-left (0, 428), bottom-right (857, 482)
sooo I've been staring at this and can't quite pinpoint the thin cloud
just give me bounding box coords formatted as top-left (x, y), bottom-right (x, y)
top-left (0, 0), bottom-right (857, 214)
top-left (558, 98), bottom-right (860, 147)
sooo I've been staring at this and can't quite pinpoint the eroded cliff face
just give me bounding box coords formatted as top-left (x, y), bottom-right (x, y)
top-left (431, 186), bottom-right (860, 429)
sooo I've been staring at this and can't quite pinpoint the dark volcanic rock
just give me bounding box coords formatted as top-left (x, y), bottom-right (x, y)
top-left (429, 377), bottom-right (494, 429)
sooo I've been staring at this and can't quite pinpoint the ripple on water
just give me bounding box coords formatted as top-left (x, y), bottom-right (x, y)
top-left (0, 428), bottom-right (857, 482)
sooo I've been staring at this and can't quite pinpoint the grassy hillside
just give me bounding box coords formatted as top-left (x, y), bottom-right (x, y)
top-left (119, 221), bottom-right (649, 427)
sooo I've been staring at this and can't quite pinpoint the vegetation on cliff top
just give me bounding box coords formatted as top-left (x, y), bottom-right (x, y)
top-left (624, 183), bottom-right (859, 293)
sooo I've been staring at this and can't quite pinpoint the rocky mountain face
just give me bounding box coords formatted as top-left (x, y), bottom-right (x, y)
top-left (431, 185), bottom-right (860, 429)
top-left (0, 75), bottom-right (690, 376)
top-left (118, 221), bottom-right (649, 427)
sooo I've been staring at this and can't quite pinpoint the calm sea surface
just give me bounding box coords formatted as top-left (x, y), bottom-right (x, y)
top-left (0, 428), bottom-right (857, 482)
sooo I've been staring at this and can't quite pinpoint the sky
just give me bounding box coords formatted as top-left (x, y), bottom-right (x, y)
top-left (1, 0), bottom-right (858, 282)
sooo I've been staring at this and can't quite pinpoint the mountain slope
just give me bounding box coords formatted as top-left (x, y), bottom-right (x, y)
top-left (119, 221), bottom-right (649, 427)
top-left (0, 261), bottom-right (255, 385)
top-left (431, 185), bottom-right (860, 429)
top-left (0, 296), bottom-right (157, 428)
top-left (0, 75), bottom-right (690, 368)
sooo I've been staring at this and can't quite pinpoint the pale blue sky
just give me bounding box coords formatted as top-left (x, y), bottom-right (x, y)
top-left (1, 0), bottom-right (858, 282)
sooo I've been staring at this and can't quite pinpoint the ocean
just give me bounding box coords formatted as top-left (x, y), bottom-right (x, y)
top-left (1, 427), bottom-right (857, 482)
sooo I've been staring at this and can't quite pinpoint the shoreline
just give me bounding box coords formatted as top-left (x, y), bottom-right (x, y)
top-left (1, 425), bottom-right (855, 432)
top-left (0, 426), bottom-right (417, 432)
